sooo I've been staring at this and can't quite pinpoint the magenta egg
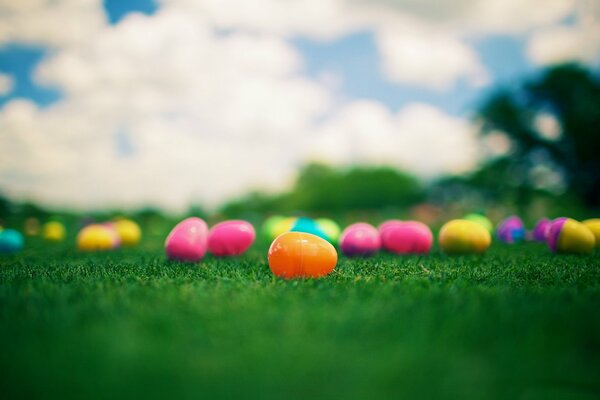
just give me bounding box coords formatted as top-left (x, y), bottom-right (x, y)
top-left (101, 222), bottom-right (121, 248)
top-left (380, 220), bottom-right (433, 254)
top-left (378, 219), bottom-right (403, 234)
top-left (208, 220), bottom-right (256, 256)
top-left (339, 222), bottom-right (381, 257)
top-left (165, 217), bottom-right (208, 262)
top-left (532, 218), bottom-right (551, 242)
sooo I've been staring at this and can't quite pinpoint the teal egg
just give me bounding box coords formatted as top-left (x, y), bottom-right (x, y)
top-left (0, 229), bottom-right (24, 254)
top-left (290, 217), bottom-right (330, 241)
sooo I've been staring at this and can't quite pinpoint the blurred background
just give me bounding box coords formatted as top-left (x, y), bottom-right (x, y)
top-left (1, 0), bottom-right (599, 231)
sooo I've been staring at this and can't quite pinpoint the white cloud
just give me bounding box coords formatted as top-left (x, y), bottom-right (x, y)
top-left (0, 8), bottom-right (332, 211)
top-left (0, 0), bottom-right (106, 47)
top-left (0, 72), bottom-right (14, 95)
top-left (308, 101), bottom-right (480, 177)
top-left (527, 0), bottom-right (600, 65)
top-left (375, 25), bottom-right (488, 90)
top-left (0, 0), bottom-right (589, 210)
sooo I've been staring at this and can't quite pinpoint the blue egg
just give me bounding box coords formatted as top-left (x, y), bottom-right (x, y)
top-left (0, 229), bottom-right (24, 254)
top-left (290, 217), bottom-right (330, 241)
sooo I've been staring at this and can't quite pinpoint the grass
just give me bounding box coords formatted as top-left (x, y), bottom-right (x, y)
top-left (1, 236), bottom-right (600, 400)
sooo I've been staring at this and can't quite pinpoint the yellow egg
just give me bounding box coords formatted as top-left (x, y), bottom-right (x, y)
top-left (439, 219), bottom-right (491, 254)
top-left (43, 221), bottom-right (66, 241)
top-left (549, 218), bottom-right (595, 254)
top-left (271, 217), bottom-right (297, 239)
top-left (582, 219), bottom-right (600, 247)
top-left (316, 218), bottom-right (341, 243)
top-left (77, 225), bottom-right (116, 251)
top-left (114, 219), bottom-right (142, 246)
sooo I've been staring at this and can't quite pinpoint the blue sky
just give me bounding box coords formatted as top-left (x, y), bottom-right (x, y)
top-left (0, 0), bottom-right (597, 210)
top-left (1, 0), bottom-right (535, 116)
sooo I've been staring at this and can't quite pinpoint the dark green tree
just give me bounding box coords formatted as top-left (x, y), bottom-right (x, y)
top-left (478, 63), bottom-right (600, 206)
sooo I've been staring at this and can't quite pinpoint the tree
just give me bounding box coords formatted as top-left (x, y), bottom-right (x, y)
top-left (478, 64), bottom-right (600, 206)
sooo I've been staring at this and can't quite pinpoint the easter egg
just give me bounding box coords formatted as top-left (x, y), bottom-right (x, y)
top-left (208, 220), bottom-right (255, 256)
top-left (531, 218), bottom-right (551, 242)
top-left (464, 213), bottom-right (493, 233)
top-left (101, 222), bottom-right (122, 248)
top-left (77, 224), bottom-right (116, 251)
top-left (379, 220), bottom-right (433, 254)
top-left (496, 216), bottom-right (525, 244)
top-left (268, 232), bottom-right (337, 279)
top-left (271, 217), bottom-right (297, 239)
top-left (43, 221), bottom-right (66, 242)
top-left (262, 215), bottom-right (285, 240)
top-left (290, 217), bottom-right (329, 241)
top-left (24, 217), bottom-right (40, 236)
top-left (378, 219), bottom-right (403, 233)
top-left (165, 217), bottom-right (208, 262)
top-left (582, 219), bottom-right (600, 247)
top-left (114, 219), bottom-right (142, 246)
top-left (439, 219), bottom-right (491, 254)
top-left (0, 229), bottom-right (24, 254)
top-left (339, 223), bottom-right (381, 257)
top-left (315, 218), bottom-right (341, 243)
top-left (547, 218), bottom-right (595, 254)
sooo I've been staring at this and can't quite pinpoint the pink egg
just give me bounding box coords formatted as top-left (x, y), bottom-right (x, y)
top-left (379, 220), bottom-right (433, 254)
top-left (165, 217), bottom-right (208, 262)
top-left (378, 219), bottom-right (403, 234)
top-left (101, 222), bottom-right (121, 248)
top-left (208, 220), bottom-right (256, 256)
top-left (339, 223), bottom-right (381, 257)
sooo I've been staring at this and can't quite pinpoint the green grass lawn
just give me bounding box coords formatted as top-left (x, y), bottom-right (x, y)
top-left (1, 238), bottom-right (600, 400)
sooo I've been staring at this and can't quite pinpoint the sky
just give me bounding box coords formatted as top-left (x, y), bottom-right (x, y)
top-left (0, 0), bottom-right (599, 212)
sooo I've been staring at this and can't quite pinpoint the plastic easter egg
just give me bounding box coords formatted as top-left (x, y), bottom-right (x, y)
top-left (165, 217), bottom-right (208, 262)
top-left (101, 222), bottom-right (122, 248)
top-left (464, 213), bottom-right (493, 233)
top-left (547, 218), bottom-right (595, 254)
top-left (379, 220), bottom-right (433, 254)
top-left (43, 221), bottom-right (66, 242)
top-left (582, 219), bottom-right (600, 247)
top-left (77, 225), bottom-right (116, 251)
top-left (496, 216), bottom-right (526, 244)
top-left (339, 223), bottom-right (381, 257)
top-left (208, 220), bottom-right (255, 256)
top-left (0, 229), bottom-right (24, 254)
top-left (290, 217), bottom-right (329, 241)
top-left (262, 215), bottom-right (285, 240)
top-left (271, 217), bottom-right (297, 239)
top-left (531, 218), bottom-right (551, 242)
top-left (439, 219), bottom-right (491, 254)
top-left (114, 219), bottom-right (141, 246)
top-left (315, 218), bottom-right (341, 243)
top-left (24, 218), bottom-right (40, 236)
top-left (378, 219), bottom-right (403, 233)
top-left (268, 232), bottom-right (337, 279)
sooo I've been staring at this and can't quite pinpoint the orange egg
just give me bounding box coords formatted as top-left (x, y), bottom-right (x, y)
top-left (268, 232), bottom-right (337, 279)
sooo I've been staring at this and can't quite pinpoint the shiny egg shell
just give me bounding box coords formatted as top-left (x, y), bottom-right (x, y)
top-left (532, 218), bottom-right (551, 242)
top-left (268, 232), bottom-right (337, 279)
top-left (165, 217), bottom-right (208, 262)
top-left (439, 219), bottom-right (491, 254)
top-left (77, 225), bottom-right (116, 251)
top-left (547, 218), bottom-right (595, 254)
top-left (496, 216), bottom-right (525, 244)
top-left (582, 219), bottom-right (600, 247)
top-left (43, 221), bottom-right (66, 242)
top-left (0, 229), bottom-right (24, 254)
top-left (339, 223), bottom-right (381, 257)
top-left (114, 219), bottom-right (142, 246)
top-left (380, 220), bottom-right (433, 254)
top-left (208, 220), bottom-right (255, 256)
